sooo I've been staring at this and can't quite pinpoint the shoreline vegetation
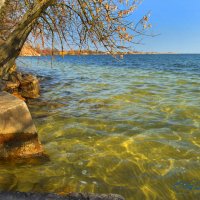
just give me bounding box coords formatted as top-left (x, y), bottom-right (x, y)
top-left (20, 44), bottom-right (175, 57)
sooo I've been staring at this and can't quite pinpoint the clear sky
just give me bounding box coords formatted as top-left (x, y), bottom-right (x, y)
top-left (132, 0), bottom-right (200, 53)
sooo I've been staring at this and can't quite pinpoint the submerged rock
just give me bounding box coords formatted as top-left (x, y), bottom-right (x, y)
top-left (0, 92), bottom-right (44, 159)
top-left (0, 192), bottom-right (125, 200)
top-left (19, 74), bottom-right (40, 99)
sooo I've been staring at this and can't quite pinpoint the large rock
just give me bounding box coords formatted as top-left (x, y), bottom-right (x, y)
top-left (0, 0), bottom-right (5, 10)
top-left (0, 92), bottom-right (44, 159)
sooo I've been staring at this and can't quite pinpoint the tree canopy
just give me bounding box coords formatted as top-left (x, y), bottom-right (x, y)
top-left (0, 0), bottom-right (150, 78)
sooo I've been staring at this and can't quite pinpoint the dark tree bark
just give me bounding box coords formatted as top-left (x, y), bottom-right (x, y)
top-left (0, 0), bottom-right (54, 79)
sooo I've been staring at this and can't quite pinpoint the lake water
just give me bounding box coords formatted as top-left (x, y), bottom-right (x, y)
top-left (1, 54), bottom-right (200, 199)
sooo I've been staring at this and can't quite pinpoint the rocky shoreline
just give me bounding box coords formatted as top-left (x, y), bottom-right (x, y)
top-left (0, 192), bottom-right (125, 200)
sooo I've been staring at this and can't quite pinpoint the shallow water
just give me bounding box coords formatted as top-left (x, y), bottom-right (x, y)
top-left (1, 54), bottom-right (200, 199)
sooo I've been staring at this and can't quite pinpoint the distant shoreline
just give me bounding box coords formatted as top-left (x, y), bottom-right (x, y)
top-left (18, 44), bottom-right (200, 57)
top-left (19, 52), bottom-right (200, 57)
top-left (20, 45), bottom-right (177, 57)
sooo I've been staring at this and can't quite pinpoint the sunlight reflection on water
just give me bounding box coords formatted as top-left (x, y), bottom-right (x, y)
top-left (0, 54), bottom-right (199, 199)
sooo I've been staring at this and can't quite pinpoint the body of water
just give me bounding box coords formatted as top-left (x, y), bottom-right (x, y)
top-left (1, 54), bottom-right (200, 199)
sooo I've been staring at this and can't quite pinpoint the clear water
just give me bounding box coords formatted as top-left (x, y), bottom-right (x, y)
top-left (1, 54), bottom-right (200, 199)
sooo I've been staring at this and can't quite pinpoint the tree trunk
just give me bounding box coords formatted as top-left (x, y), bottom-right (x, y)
top-left (0, 0), bottom-right (55, 79)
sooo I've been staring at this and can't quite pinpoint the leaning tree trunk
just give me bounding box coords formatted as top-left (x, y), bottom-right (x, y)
top-left (0, 0), bottom-right (55, 80)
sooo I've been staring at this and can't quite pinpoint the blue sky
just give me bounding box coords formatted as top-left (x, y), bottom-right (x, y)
top-left (132, 0), bottom-right (200, 53)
